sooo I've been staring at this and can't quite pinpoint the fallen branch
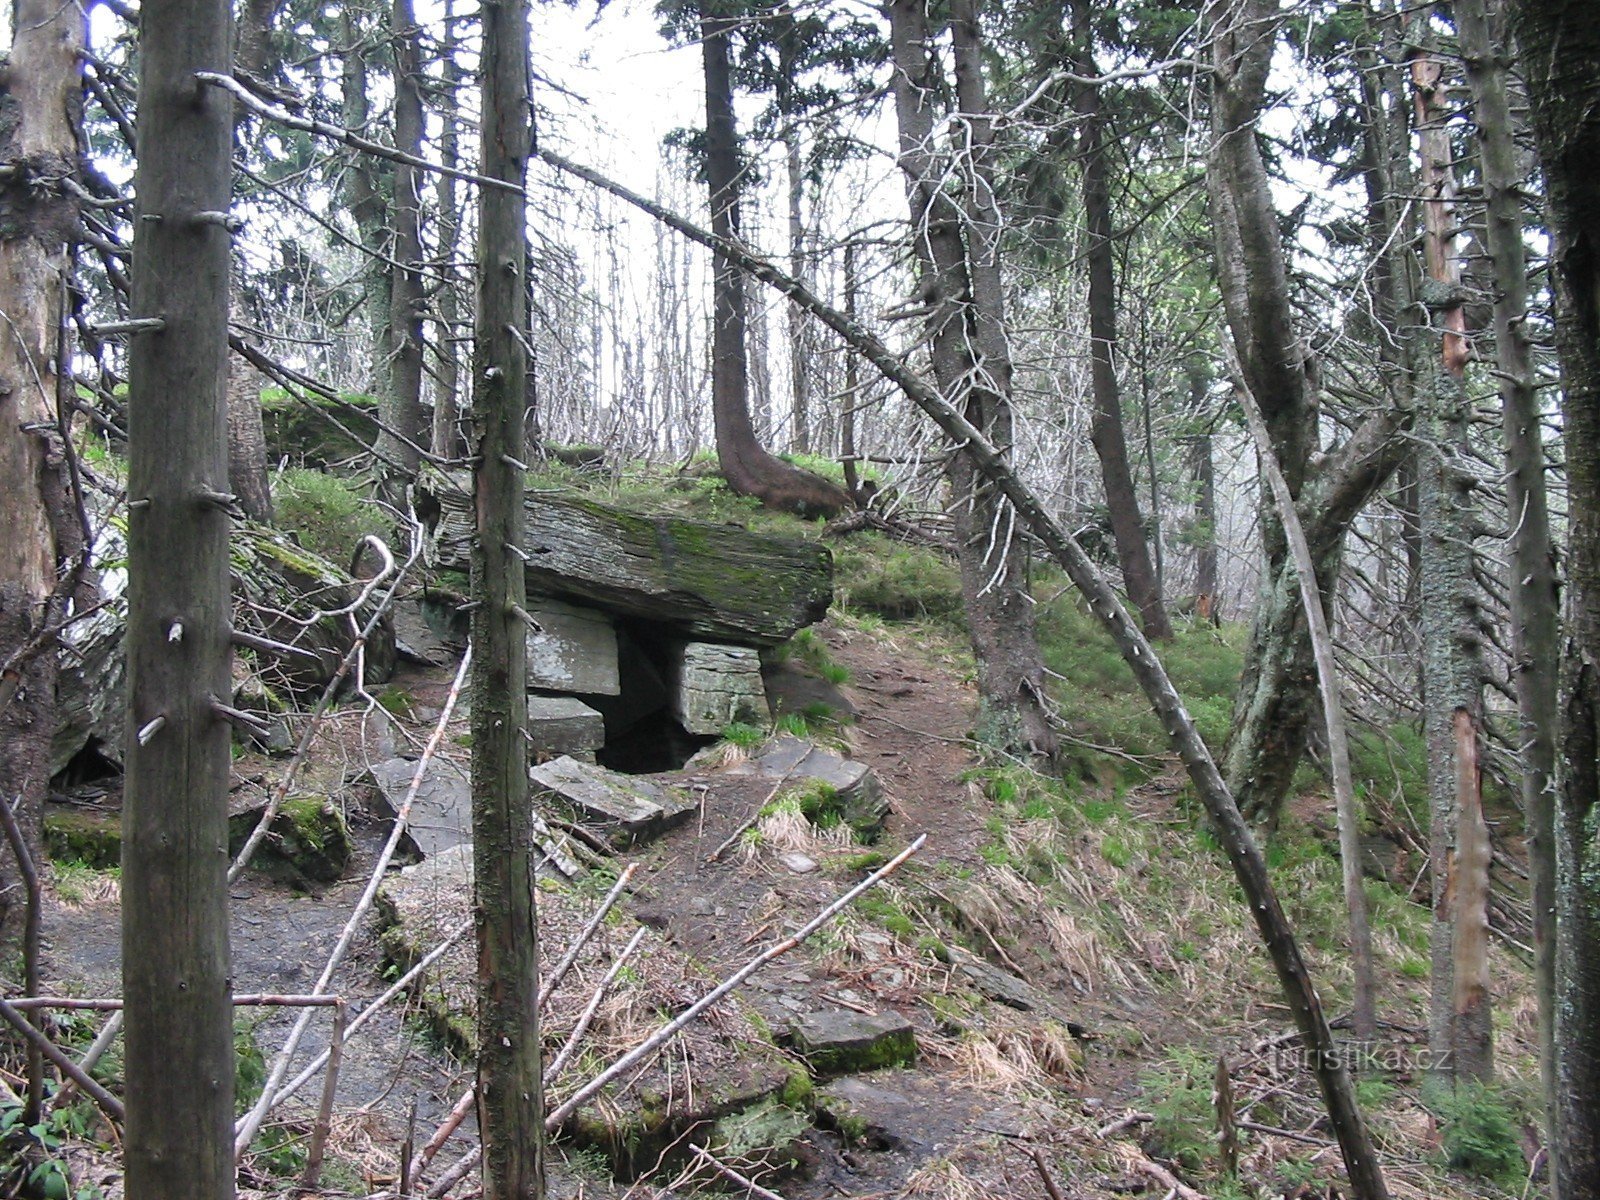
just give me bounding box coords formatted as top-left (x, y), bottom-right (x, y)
top-left (544, 926), bottom-right (649, 1083)
top-left (538, 861), bottom-right (638, 1010)
top-left (545, 834), bottom-right (926, 1129)
top-left (0, 997), bottom-right (124, 1125)
top-left (273, 921), bottom-right (471, 1109)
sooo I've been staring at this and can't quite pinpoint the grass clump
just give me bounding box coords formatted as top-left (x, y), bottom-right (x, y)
top-left (834, 537), bottom-right (964, 623)
top-left (271, 468), bottom-right (391, 563)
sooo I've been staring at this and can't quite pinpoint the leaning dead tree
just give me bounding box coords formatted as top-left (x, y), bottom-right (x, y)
top-left (120, 0), bottom-right (239, 1196)
top-left (539, 147), bottom-right (1392, 1200)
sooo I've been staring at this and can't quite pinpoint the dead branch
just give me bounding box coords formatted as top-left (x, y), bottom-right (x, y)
top-left (545, 927), bottom-right (649, 1083)
top-left (194, 72), bottom-right (521, 195)
top-left (0, 998), bottom-right (124, 1125)
top-left (538, 861), bottom-right (638, 1010)
top-left (706, 766), bottom-right (798, 863)
top-left (688, 1144), bottom-right (789, 1200)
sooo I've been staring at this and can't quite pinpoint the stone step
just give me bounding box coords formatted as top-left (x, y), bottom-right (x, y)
top-left (530, 754), bottom-right (696, 848)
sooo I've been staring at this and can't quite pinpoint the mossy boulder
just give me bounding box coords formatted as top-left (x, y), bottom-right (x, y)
top-left (260, 389), bottom-right (380, 467)
top-left (784, 1009), bottom-right (916, 1076)
top-left (227, 794), bottom-right (352, 883)
top-left (417, 467), bottom-right (832, 645)
top-left (707, 1097), bottom-right (813, 1184)
top-left (44, 806), bottom-right (121, 869)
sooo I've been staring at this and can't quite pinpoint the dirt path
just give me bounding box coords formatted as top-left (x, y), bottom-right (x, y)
top-left (824, 621), bottom-right (990, 868)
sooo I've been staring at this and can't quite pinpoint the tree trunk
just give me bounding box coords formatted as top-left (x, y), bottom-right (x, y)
top-left (121, 0), bottom-right (237, 1195)
top-left (378, 0), bottom-right (426, 504)
top-left (888, 0), bottom-right (1057, 761)
top-left (1207, 0), bottom-right (1410, 830)
top-left (698, 5), bottom-right (847, 518)
top-left (339, 11), bottom-right (391, 398)
top-left (1506, 0), bottom-right (1600, 1191)
top-left (1068, 0), bottom-right (1171, 641)
top-left (1186, 367), bottom-right (1220, 624)
top-left (471, 0), bottom-right (544, 1193)
top-left (226, 355), bottom-right (274, 522)
top-left (0, 0), bottom-right (82, 919)
top-left (430, 0), bottom-right (465, 461)
top-left (1459, 0), bottom-right (1559, 1136)
top-left (841, 242), bottom-right (861, 499)
top-left (1411, 39), bottom-right (1492, 1085)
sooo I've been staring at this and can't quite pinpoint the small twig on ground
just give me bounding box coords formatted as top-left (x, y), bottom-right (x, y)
top-left (689, 1144), bottom-right (788, 1199)
top-left (1237, 1119), bottom-right (1335, 1147)
top-left (539, 861), bottom-right (638, 1010)
top-left (1028, 1146), bottom-right (1067, 1200)
top-left (706, 766), bottom-right (798, 863)
top-left (1097, 1110), bottom-right (1153, 1139)
top-left (545, 834), bottom-right (926, 1130)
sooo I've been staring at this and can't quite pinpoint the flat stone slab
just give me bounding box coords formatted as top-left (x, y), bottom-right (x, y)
top-left (526, 597), bottom-right (620, 696)
top-left (726, 735), bottom-right (889, 838)
top-left (530, 755), bottom-right (696, 847)
top-left (528, 696), bottom-right (605, 760)
top-left (392, 596), bottom-right (449, 665)
top-left (369, 756), bottom-right (579, 876)
top-left (670, 641), bottom-right (770, 734)
top-left (785, 1008), bottom-right (915, 1076)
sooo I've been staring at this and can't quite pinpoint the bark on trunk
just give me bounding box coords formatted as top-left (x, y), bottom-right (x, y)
top-left (471, 0), bottom-right (544, 1193)
top-left (699, 6), bottom-right (847, 518)
top-left (227, 356), bottom-right (273, 522)
top-left (379, 0), bottom-right (426, 503)
top-left (1459, 0), bottom-right (1559, 1133)
top-left (888, 0), bottom-right (1057, 760)
top-left (339, 12), bottom-right (391, 397)
top-left (430, 0), bottom-right (466, 461)
top-left (1411, 39), bottom-right (1493, 1085)
top-left (121, 0), bottom-right (238, 1194)
top-left (1507, 0), bottom-right (1600, 1191)
top-left (1068, 0), bottom-right (1170, 642)
top-left (0, 0), bottom-right (82, 916)
top-left (1187, 368), bottom-right (1220, 624)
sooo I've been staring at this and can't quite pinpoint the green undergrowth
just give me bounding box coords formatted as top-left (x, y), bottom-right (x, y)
top-left (271, 468), bottom-right (392, 564)
top-left (1033, 579), bottom-right (1246, 762)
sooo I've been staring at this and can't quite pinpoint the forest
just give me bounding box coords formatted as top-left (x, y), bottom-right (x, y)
top-left (0, 0), bottom-right (1597, 1198)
